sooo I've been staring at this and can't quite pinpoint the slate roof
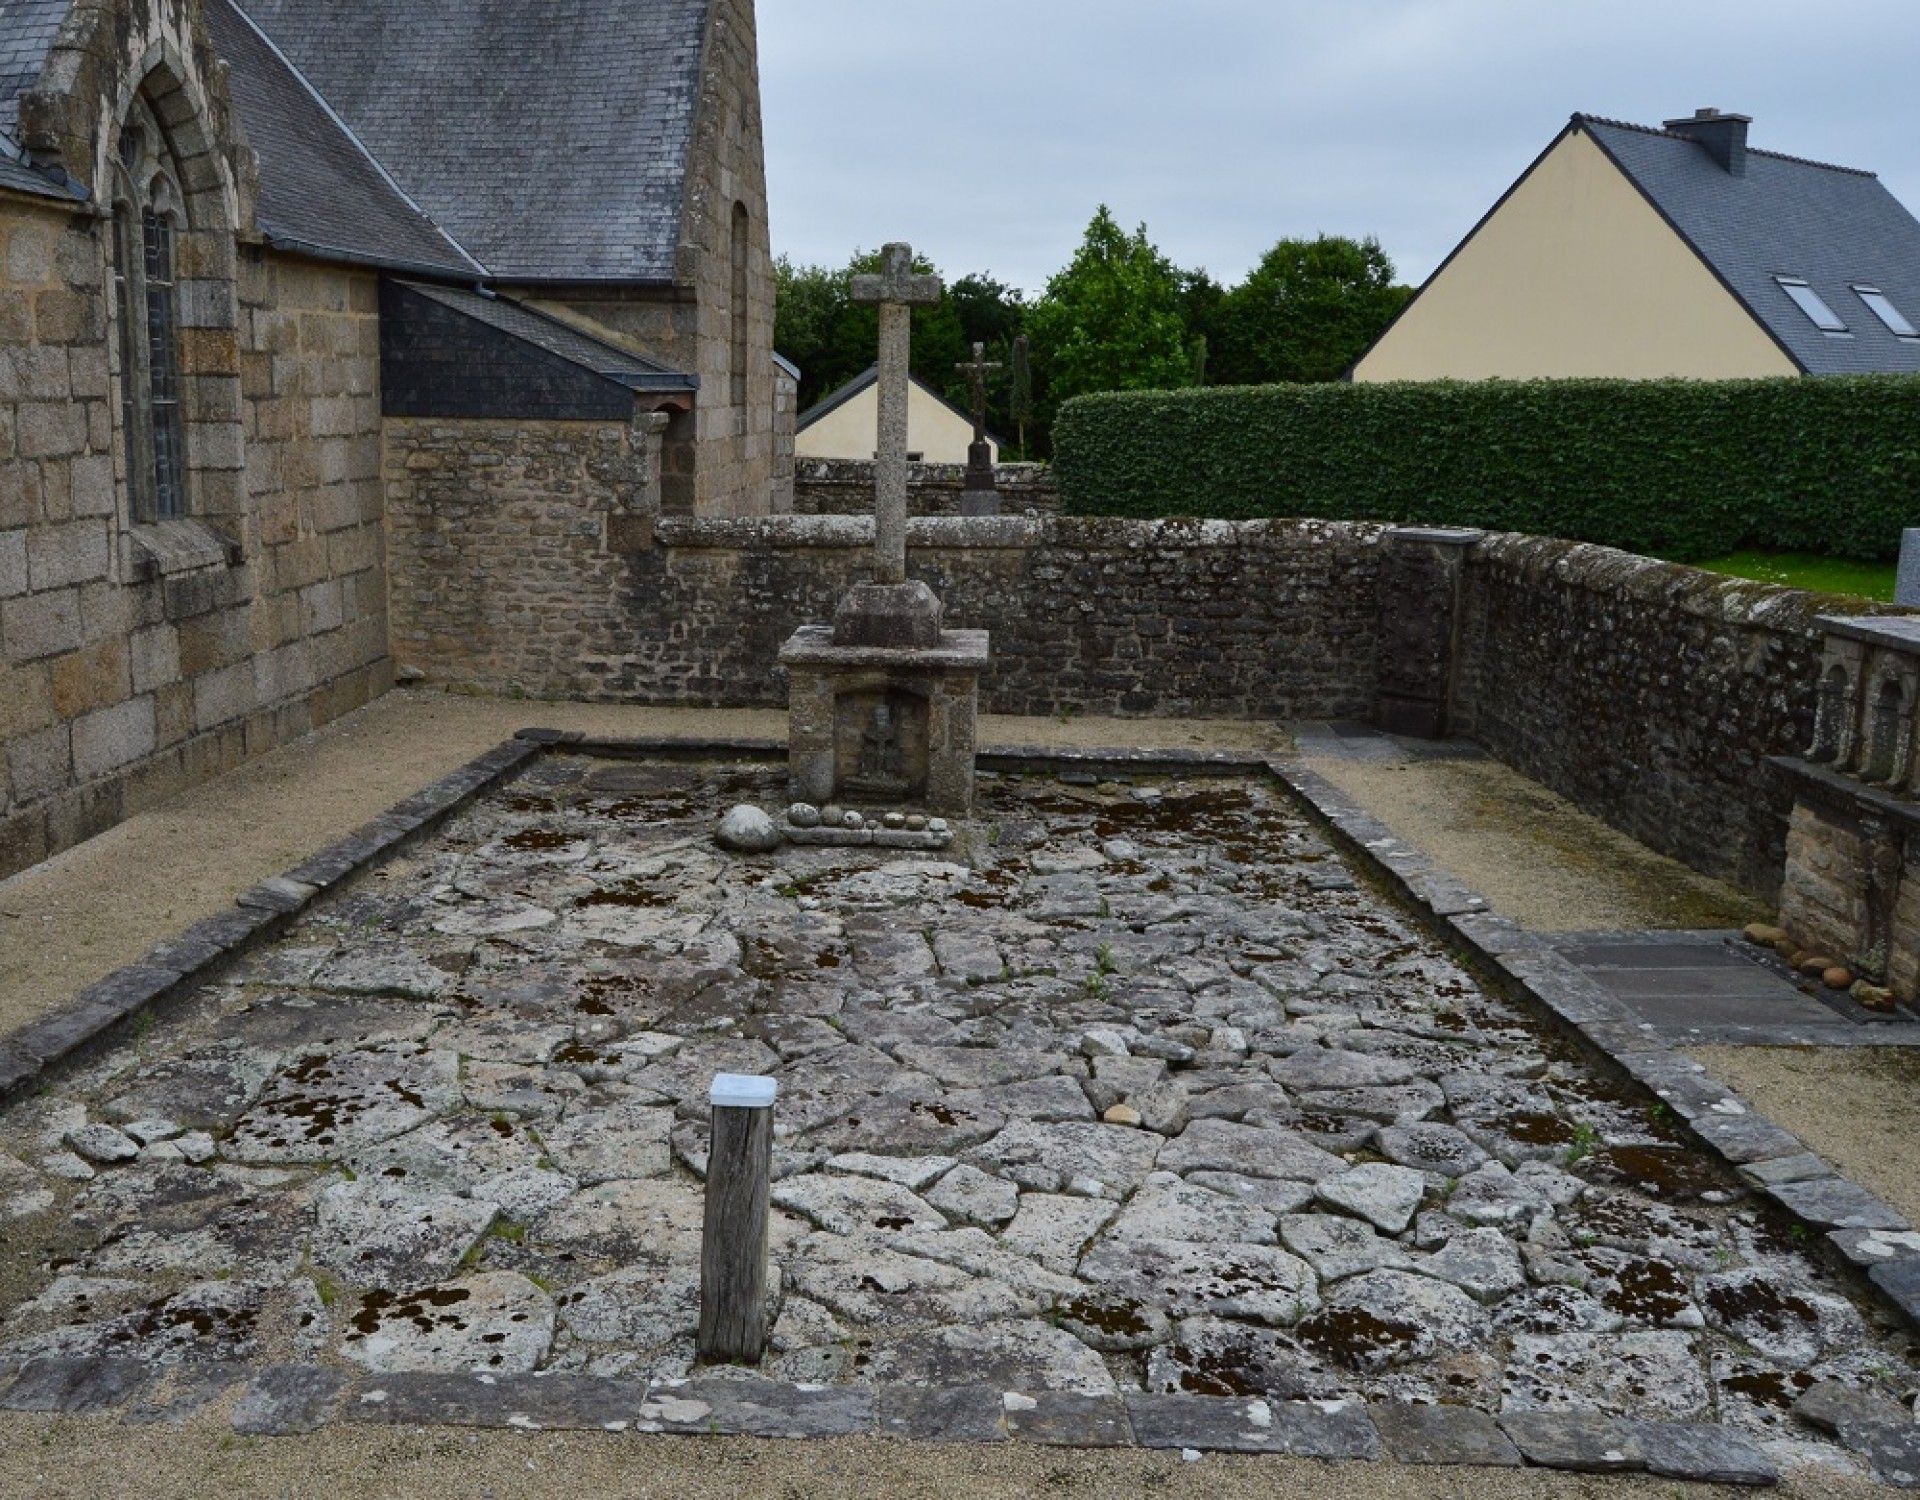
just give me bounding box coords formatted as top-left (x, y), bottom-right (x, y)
top-left (397, 281), bottom-right (695, 393)
top-left (206, 0), bottom-right (478, 275)
top-left (233, 0), bottom-right (711, 284)
top-left (0, 0), bottom-right (65, 139)
top-left (1581, 115), bottom-right (1920, 376)
top-left (0, 0), bottom-right (87, 199)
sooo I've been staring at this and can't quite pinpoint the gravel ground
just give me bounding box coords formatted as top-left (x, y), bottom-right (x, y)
top-left (1300, 753), bottom-right (1764, 934)
top-left (1, 1412), bottom-right (1890, 1500)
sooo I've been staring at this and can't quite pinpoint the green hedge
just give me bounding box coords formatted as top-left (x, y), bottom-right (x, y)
top-left (1051, 377), bottom-right (1920, 562)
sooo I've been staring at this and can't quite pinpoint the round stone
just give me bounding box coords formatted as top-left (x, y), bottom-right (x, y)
top-left (820, 805), bottom-right (844, 825)
top-left (716, 805), bottom-right (782, 853)
top-left (884, 812), bottom-right (907, 829)
top-left (928, 819), bottom-right (949, 835)
top-left (905, 815), bottom-right (928, 832)
top-left (788, 803), bottom-right (822, 829)
top-left (842, 811), bottom-right (865, 830)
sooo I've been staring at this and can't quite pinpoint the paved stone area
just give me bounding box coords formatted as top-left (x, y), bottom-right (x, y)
top-left (0, 754), bottom-right (1915, 1480)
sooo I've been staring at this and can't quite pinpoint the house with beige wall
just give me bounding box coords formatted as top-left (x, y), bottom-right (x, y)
top-left (796, 366), bottom-right (999, 466)
top-left (1354, 109), bottom-right (1920, 382)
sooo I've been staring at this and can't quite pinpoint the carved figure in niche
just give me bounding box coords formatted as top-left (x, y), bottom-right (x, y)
top-left (860, 703), bottom-right (903, 783)
top-left (835, 687), bottom-right (927, 801)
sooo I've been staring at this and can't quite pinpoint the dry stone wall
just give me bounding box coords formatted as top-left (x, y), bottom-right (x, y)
top-left (1453, 535), bottom-right (1844, 898)
top-left (793, 459), bottom-right (1059, 518)
top-left (382, 507), bottom-right (1386, 720)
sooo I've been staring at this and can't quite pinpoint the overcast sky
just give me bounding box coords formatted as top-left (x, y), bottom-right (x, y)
top-left (758, 0), bottom-right (1920, 297)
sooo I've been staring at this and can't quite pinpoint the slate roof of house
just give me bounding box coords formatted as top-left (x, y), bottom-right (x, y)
top-left (233, 0), bottom-right (710, 284)
top-left (207, 0), bottom-right (478, 276)
top-left (397, 281), bottom-right (696, 392)
top-left (1580, 114), bottom-right (1920, 376)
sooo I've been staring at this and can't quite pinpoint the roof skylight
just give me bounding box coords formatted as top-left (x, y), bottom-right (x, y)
top-left (1853, 286), bottom-right (1920, 340)
top-left (1775, 277), bottom-right (1849, 334)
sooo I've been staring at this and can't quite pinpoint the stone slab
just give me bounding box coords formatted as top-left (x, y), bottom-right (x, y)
top-left (1626, 1419), bottom-right (1780, 1486)
top-left (876, 1384), bottom-right (1007, 1443)
top-left (1000, 1392), bottom-right (1133, 1447)
top-left (1, 1356), bottom-right (150, 1413)
top-left (351, 1373), bottom-right (651, 1430)
top-left (1124, 1394), bottom-right (1293, 1453)
top-left (1499, 1410), bottom-right (1645, 1473)
top-left (231, 1366), bottom-right (346, 1435)
top-left (1371, 1402), bottom-right (1522, 1466)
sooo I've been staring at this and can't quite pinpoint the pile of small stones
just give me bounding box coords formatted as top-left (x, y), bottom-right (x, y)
top-left (0, 757), bottom-right (1915, 1480)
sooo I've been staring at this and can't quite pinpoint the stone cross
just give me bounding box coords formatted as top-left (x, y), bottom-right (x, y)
top-left (851, 243), bottom-right (942, 584)
top-left (956, 342), bottom-right (1001, 450)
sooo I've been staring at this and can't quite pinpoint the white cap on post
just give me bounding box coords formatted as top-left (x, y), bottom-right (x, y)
top-left (710, 1073), bottom-right (778, 1109)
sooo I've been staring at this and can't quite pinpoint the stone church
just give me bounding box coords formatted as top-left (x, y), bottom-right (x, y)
top-left (0, 0), bottom-right (780, 880)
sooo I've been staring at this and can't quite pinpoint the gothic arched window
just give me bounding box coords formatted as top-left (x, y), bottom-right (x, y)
top-left (111, 98), bottom-right (188, 522)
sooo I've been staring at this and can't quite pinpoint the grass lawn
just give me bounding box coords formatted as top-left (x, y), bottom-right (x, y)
top-left (1684, 550), bottom-right (1898, 602)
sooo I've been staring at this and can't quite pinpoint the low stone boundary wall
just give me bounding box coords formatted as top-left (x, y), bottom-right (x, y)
top-left (1453, 536), bottom-right (1874, 899)
top-left (792, 458), bottom-right (1059, 517)
top-left (615, 515), bottom-right (1387, 722)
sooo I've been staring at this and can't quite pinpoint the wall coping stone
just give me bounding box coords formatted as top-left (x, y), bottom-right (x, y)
top-left (1475, 533), bottom-right (1917, 633)
top-left (1820, 614), bottom-right (1920, 652)
top-left (655, 514), bottom-right (1390, 554)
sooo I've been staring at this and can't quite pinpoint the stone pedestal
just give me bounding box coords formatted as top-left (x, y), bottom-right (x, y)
top-left (781, 627), bottom-right (989, 816)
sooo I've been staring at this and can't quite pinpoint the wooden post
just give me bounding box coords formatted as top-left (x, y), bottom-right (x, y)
top-left (698, 1073), bottom-right (777, 1365)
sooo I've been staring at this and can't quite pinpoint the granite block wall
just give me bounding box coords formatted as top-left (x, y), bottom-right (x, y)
top-left (383, 412), bottom-right (666, 696)
top-left (0, 202), bottom-right (391, 881)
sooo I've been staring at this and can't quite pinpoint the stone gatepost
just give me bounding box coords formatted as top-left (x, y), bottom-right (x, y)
top-left (1373, 527), bottom-right (1483, 739)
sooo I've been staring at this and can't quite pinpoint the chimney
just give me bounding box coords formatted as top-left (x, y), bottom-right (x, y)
top-left (1664, 107), bottom-right (1751, 177)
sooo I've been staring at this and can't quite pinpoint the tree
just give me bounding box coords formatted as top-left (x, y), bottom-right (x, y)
top-left (1026, 208), bottom-right (1194, 424)
top-left (772, 255), bottom-right (850, 410)
top-left (1212, 235), bottom-right (1412, 386)
top-left (1176, 267), bottom-right (1228, 385)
